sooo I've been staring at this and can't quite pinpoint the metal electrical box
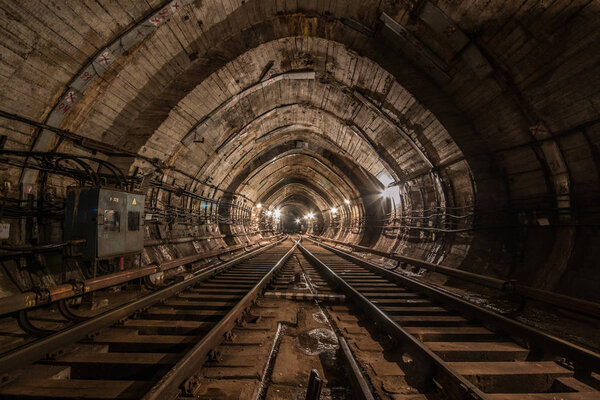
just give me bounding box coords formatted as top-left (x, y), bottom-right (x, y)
top-left (64, 188), bottom-right (145, 260)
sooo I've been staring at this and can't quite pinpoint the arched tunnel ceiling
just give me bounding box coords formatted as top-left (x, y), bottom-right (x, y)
top-left (1, 0), bottom-right (599, 298)
top-left (48, 3), bottom-right (475, 215)
top-left (243, 152), bottom-right (360, 196)
top-left (220, 141), bottom-right (377, 196)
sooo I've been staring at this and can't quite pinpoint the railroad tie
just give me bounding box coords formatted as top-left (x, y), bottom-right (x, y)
top-left (263, 291), bottom-right (346, 302)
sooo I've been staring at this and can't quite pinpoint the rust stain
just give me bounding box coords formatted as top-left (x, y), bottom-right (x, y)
top-left (167, 144), bottom-right (187, 167)
top-left (286, 14), bottom-right (318, 38)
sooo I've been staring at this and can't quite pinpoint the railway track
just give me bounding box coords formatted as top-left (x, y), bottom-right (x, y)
top-left (298, 237), bottom-right (600, 400)
top-left (0, 239), bottom-right (296, 400)
top-left (181, 242), bottom-right (373, 399)
top-left (2, 235), bottom-right (598, 400)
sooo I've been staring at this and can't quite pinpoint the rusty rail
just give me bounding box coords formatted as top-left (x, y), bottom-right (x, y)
top-left (142, 240), bottom-right (297, 399)
top-left (338, 337), bottom-right (375, 400)
top-left (298, 242), bottom-right (490, 400)
top-left (0, 235), bottom-right (282, 317)
top-left (0, 237), bottom-right (287, 376)
top-left (309, 235), bottom-right (600, 318)
top-left (304, 237), bottom-right (600, 375)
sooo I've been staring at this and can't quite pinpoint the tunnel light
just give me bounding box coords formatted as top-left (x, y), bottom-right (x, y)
top-left (344, 199), bottom-right (350, 205)
top-left (307, 212), bottom-right (314, 219)
top-left (256, 203), bottom-right (262, 209)
top-left (331, 207), bottom-right (337, 214)
top-left (266, 210), bottom-right (272, 216)
top-left (381, 186), bottom-right (402, 203)
top-left (377, 171), bottom-right (394, 188)
top-left (295, 219), bottom-right (300, 224)
top-left (274, 208), bottom-right (281, 218)
top-left (381, 187), bottom-right (394, 198)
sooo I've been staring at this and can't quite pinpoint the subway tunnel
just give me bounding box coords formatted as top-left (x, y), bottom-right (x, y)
top-left (0, 1), bottom-right (599, 399)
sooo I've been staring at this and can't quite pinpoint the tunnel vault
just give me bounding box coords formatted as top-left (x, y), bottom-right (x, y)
top-left (0, 0), bottom-right (599, 305)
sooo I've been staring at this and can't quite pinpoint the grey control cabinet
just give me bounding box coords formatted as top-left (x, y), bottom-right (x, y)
top-left (64, 187), bottom-right (145, 260)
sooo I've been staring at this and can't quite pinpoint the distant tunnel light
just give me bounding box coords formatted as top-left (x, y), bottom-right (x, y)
top-left (377, 171), bottom-right (402, 203)
top-left (295, 219), bottom-right (300, 223)
top-left (344, 199), bottom-right (350, 205)
top-left (274, 208), bottom-right (281, 218)
top-left (256, 203), bottom-right (262, 209)
top-left (266, 210), bottom-right (272, 216)
top-left (331, 207), bottom-right (337, 214)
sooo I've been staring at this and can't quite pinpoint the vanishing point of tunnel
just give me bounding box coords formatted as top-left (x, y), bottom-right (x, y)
top-left (0, 1), bottom-right (598, 399)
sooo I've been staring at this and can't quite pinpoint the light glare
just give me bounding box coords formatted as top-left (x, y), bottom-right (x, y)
top-left (381, 186), bottom-right (401, 203)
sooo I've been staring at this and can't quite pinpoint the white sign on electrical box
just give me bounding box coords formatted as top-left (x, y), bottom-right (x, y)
top-left (0, 223), bottom-right (10, 239)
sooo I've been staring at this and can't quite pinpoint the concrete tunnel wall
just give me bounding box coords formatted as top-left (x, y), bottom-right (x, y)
top-left (0, 1), bottom-right (599, 302)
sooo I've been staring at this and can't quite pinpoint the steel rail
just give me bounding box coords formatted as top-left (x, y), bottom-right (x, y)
top-left (0, 235), bottom-right (281, 317)
top-left (142, 240), bottom-right (298, 400)
top-left (338, 336), bottom-right (375, 400)
top-left (309, 235), bottom-right (600, 318)
top-left (293, 236), bottom-right (373, 399)
top-left (298, 242), bottom-right (489, 400)
top-left (308, 235), bottom-right (506, 289)
top-left (304, 237), bottom-right (600, 375)
top-left (0, 237), bottom-right (286, 377)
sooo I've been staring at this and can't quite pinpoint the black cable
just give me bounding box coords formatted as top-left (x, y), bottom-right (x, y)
top-left (1, 150), bottom-right (135, 188)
